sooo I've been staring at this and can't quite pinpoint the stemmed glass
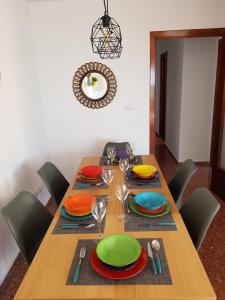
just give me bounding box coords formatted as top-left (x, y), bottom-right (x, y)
top-left (91, 198), bottom-right (107, 242)
top-left (102, 168), bottom-right (114, 186)
top-left (126, 143), bottom-right (134, 160)
top-left (116, 184), bottom-right (129, 222)
top-left (119, 158), bottom-right (129, 174)
top-left (126, 143), bottom-right (134, 161)
top-left (107, 146), bottom-right (116, 163)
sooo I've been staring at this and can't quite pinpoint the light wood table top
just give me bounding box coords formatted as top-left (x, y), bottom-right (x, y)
top-left (15, 155), bottom-right (216, 300)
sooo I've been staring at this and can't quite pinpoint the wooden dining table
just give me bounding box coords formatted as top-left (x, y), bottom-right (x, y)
top-left (15, 155), bottom-right (216, 300)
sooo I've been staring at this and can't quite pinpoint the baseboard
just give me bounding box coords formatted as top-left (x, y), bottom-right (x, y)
top-left (195, 161), bottom-right (210, 167)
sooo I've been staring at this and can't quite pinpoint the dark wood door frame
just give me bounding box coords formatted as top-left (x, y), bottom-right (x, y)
top-left (149, 28), bottom-right (225, 154)
top-left (159, 51), bottom-right (168, 140)
top-left (210, 38), bottom-right (225, 199)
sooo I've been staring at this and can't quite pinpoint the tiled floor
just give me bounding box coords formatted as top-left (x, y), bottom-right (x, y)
top-left (0, 145), bottom-right (225, 300)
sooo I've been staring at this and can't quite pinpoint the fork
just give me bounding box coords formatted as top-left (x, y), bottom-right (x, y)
top-left (73, 247), bottom-right (86, 283)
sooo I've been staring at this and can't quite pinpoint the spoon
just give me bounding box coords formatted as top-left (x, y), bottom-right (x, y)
top-left (151, 239), bottom-right (162, 274)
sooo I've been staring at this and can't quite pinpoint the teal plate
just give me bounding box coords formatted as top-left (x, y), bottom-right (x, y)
top-left (130, 198), bottom-right (171, 218)
top-left (60, 207), bottom-right (92, 220)
top-left (134, 191), bottom-right (166, 210)
top-left (96, 234), bottom-right (141, 267)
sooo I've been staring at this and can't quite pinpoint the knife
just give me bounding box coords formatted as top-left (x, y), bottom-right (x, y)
top-left (147, 242), bottom-right (157, 274)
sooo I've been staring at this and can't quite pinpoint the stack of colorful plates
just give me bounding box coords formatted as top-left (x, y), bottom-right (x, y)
top-left (77, 166), bottom-right (103, 185)
top-left (60, 193), bottom-right (95, 220)
top-left (126, 164), bottom-right (160, 186)
top-left (129, 191), bottom-right (171, 218)
top-left (90, 234), bottom-right (147, 279)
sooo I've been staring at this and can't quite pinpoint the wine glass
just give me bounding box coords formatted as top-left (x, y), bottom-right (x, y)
top-left (107, 146), bottom-right (116, 163)
top-left (126, 143), bottom-right (134, 160)
top-left (102, 168), bottom-right (114, 186)
top-left (119, 158), bottom-right (129, 174)
top-left (116, 184), bottom-right (129, 222)
top-left (91, 198), bottom-right (107, 241)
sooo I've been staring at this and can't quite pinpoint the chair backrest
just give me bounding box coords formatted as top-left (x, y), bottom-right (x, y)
top-left (168, 159), bottom-right (197, 210)
top-left (180, 187), bottom-right (220, 251)
top-left (1, 191), bottom-right (53, 264)
top-left (38, 162), bottom-right (69, 206)
top-left (102, 142), bottom-right (131, 156)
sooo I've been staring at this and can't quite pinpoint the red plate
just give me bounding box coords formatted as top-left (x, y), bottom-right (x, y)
top-left (90, 247), bottom-right (147, 280)
top-left (79, 166), bottom-right (102, 178)
top-left (136, 203), bottom-right (166, 214)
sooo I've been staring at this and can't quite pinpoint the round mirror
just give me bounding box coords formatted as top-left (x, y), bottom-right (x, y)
top-left (81, 72), bottom-right (108, 100)
top-left (72, 62), bottom-right (117, 109)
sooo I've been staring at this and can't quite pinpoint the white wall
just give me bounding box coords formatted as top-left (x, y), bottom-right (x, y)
top-left (156, 40), bottom-right (184, 159)
top-left (179, 38), bottom-right (218, 162)
top-left (28, 0), bottom-right (225, 179)
top-left (0, 0), bottom-right (49, 286)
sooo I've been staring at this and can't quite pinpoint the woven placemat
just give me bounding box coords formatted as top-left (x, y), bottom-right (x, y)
top-left (125, 172), bottom-right (161, 189)
top-left (52, 196), bottom-right (108, 235)
top-left (124, 197), bottom-right (177, 232)
top-left (99, 155), bottom-right (143, 166)
top-left (66, 238), bottom-right (172, 285)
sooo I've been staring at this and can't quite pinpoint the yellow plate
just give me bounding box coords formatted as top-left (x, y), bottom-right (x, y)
top-left (132, 165), bottom-right (157, 177)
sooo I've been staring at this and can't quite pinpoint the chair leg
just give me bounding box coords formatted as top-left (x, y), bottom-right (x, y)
top-left (176, 195), bottom-right (183, 211)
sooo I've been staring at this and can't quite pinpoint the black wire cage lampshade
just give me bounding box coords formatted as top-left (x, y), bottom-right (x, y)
top-left (90, 0), bottom-right (123, 59)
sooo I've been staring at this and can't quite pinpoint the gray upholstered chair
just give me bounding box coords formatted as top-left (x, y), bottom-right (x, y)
top-left (38, 162), bottom-right (69, 206)
top-left (102, 142), bottom-right (131, 156)
top-left (168, 159), bottom-right (197, 210)
top-left (1, 191), bottom-right (53, 264)
top-left (180, 187), bottom-right (220, 251)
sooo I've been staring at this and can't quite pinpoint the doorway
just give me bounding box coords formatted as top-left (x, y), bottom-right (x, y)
top-left (150, 28), bottom-right (225, 200)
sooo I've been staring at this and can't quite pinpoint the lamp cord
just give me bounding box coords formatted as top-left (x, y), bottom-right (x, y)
top-left (103, 0), bottom-right (109, 15)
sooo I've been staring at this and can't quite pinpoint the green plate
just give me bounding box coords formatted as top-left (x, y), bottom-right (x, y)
top-left (129, 198), bottom-right (171, 218)
top-left (96, 234), bottom-right (141, 267)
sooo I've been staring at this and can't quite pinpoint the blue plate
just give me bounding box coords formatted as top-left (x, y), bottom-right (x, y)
top-left (60, 207), bottom-right (93, 220)
top-left (134, 192), bottom-right (167, 210)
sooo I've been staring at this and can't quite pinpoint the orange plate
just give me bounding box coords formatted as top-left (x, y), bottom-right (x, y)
top-left (77, 174), bottom-right (102, 183)
top-left (64, 194), bottom-right (95, 214)
top-left (136, 203), bottom-right (166, 214)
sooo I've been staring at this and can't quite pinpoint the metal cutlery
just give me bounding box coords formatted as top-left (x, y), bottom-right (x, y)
top-left (127, 195), bottom-right (132, 214)
top-left (147, 242), bottom-right (157, 274)
top-left (151, 240), bottom-right (162, 274)
top-left (73, 247), bottom-right (86, 283)
top-left (61, 223), bottom-right (96, 229)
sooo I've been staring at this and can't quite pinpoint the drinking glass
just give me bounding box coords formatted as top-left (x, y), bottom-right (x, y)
top-left (126, 143), bottom-right (134, 160)
top-left (116, 184), bottom-right (129, 222)
top-left (107, 146), bottom-right (116, 163)
top-left (91, 198), bottom-right (107, 241)
top-left (102, 168), bottom-right (114, 186)
top-left (119, 158), bottom-right (129, 174)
